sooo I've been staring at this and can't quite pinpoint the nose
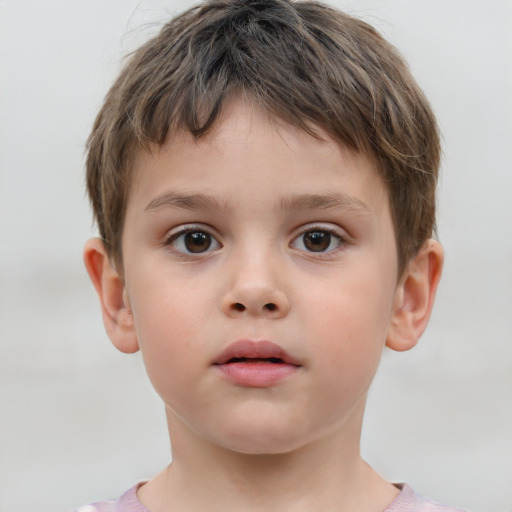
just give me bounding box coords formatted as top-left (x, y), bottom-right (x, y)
top-left (220, 254), bottom-right (290, 319)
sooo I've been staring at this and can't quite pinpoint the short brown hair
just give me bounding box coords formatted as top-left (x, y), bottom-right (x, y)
top-left (86, 0), bottom-right (440, 274)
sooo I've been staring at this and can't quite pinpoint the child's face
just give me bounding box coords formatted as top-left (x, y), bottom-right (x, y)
top-left (119, 99), bottom-right (402, 454)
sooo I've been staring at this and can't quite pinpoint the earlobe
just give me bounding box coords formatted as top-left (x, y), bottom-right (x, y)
top-left (83, 238), bottom-right (139, 354)
top-left (386, 239), bottom-right (444, 352)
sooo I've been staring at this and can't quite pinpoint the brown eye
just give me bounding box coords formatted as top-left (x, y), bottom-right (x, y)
top-left (168, 228), bottom-right (221, 254)
top-left (291, 228), bottom-right (343, 253)
top-left (184, 231), bottom-right (212, 253)
top-left (303, 231), bottom-right (332, 252)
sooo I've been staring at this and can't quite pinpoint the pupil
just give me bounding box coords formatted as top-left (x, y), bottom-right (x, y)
top-left (304, 231), bottom-right (330, 252)
top-left (185, 232), bottom-right (211, 253)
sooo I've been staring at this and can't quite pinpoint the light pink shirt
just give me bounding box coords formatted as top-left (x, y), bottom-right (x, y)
top-left (75, 482), bottom-right (469, 511)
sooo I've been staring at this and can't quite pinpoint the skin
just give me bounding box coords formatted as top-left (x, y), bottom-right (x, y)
top-left (84, 98), bottom-right (443, 512)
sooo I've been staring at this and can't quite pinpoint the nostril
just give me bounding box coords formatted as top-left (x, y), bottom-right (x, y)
top-left (227, 302), bottom-right (281, 314)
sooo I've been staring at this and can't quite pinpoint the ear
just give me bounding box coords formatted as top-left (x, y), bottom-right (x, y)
top-left (83, 238), bottom-right (139, 354)
top-left (386, 239), bottom-right (444, 352)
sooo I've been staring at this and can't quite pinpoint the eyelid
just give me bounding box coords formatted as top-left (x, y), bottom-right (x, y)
top-left (165, 223), bottom-right (218, 238)
top-left (291, 222), bottom-right (347, 238)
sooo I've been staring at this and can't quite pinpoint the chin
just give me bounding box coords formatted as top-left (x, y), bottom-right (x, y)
top-left (212, 421), bottom-right (313, 456)
top-left (223, 439), bottom-right (303, 456)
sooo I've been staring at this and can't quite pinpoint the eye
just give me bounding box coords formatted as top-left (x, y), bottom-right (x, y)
top-left (167, 228), bottom-right (221, 254)
top-left (291, 228), bottom-right (343, 253)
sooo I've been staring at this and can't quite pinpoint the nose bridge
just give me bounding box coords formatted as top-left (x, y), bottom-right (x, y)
top-left (221, 240), bottom-right (289, 318)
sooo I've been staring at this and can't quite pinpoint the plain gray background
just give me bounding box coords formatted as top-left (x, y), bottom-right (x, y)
top-left (0, 1), bottom-right (511, 511)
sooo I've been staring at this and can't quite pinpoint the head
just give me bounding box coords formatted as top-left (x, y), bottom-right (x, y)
top-left (83, 0), bottom-right (444, 456)
top-left (86, 0), bottom-right (440, 277)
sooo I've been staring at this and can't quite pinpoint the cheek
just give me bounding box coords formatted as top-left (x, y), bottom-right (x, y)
top-left (130, 265), bottom-right (209, 336)
top-left (304, 271), bottom-right (395, 382)
top-left (128, 278), bottom-right (209, 390)
top-left (307, 273), bottom-right (394, 343)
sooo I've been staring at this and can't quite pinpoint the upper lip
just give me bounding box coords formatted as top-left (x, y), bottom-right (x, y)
top-left (213, 340), bottom-right (301, 366)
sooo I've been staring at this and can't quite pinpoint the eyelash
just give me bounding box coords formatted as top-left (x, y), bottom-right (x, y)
top-left (164, 224), bottom-right (346, 256)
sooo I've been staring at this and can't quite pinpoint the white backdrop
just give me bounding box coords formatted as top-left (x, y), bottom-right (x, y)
top-left (0, 1), bottom-right (511, 511)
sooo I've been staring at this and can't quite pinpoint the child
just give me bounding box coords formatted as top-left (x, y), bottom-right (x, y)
top-left (80, 1), bottom-right (466, 510)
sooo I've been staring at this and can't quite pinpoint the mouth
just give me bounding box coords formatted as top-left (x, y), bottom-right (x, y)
top-left (213, 339), bottom-right (300, 366)
top-left (222, 356), bottom-right (286, 364)
top-left (213, 340), bottom-right (301, 387)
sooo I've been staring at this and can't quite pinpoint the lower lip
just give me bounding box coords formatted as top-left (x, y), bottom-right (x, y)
top-left (214, 362), bottom-right (298, 387)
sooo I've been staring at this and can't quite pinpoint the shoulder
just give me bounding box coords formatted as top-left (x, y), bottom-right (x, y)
top-left (385, 484), bottom-right (469, 512)
top-left (74, 483), bottom-right (150, 512)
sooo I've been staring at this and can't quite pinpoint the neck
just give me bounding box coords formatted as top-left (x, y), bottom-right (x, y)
top-left (137, 405), bottom-right (398, 512)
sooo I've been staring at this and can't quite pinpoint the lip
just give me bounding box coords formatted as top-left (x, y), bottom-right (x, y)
top-left (213, 340), bottom-right (301, 387)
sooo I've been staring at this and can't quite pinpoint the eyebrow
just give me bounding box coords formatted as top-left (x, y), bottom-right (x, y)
top-left (279, 193), bottom-right (372, 215)
top-left (145, 192), bottom-right (227, 212)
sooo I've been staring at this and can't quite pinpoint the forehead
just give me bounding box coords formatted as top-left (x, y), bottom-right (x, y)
top-left (128, 98), bottom-right (388, 211)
